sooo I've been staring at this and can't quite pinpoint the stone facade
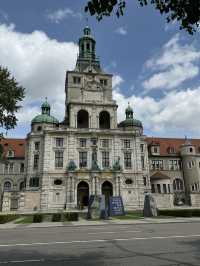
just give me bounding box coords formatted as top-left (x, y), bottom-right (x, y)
top-left (1, 27), bottom-right (200, 212)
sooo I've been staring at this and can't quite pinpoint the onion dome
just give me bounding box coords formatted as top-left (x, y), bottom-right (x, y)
top-left (31, 98), bottom-right (59, 125)
top-left (118, 103), bottom-right (142, 128)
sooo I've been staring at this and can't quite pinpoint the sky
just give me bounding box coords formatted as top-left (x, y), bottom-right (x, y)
top-left (1, 0), bottom-right (200, 139)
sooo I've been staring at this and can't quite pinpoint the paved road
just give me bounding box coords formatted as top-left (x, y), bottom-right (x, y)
top-left (0, 222), bottom-right (200, 265)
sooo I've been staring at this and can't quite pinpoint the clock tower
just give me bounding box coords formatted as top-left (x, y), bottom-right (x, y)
top-left (64, 26), bottom-right (118, 130)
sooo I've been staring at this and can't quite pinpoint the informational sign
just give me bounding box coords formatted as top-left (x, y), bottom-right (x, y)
top-left (109, 196), bottom-right (125, 216)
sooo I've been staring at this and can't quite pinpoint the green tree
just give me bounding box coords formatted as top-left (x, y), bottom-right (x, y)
top-left (85, 0), bottom-right (200, 34)
top-left (0, 66), bottom-right (25, 157)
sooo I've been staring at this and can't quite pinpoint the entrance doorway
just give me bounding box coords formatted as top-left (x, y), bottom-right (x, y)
top-left (102, 181), bottom-right (113, 206)
top-left (77, 181), bottom-right (89, 208)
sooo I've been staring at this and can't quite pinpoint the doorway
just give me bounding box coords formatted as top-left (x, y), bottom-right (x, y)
top-left (102, 181), bottom-right (113, 206)
top-left (77, 181), bottom-right (89, 208)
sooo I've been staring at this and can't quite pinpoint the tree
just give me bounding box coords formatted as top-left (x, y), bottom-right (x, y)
top-left (85, 0), bottom-right (200, 34)
top-left (0, 66), bottom-right (25, 157)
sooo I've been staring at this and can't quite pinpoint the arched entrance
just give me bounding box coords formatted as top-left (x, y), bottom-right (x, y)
top-left (77, 110), bottom-right (89, 128)
top-left (99, 111), bottom-right (110, 129)
top-left (102, 181), bottom-right (113, 206)
top-left (77, 181), bottom-right (89, 208)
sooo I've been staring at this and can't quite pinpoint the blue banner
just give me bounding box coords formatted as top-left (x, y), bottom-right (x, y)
top-left (109, 196), bottom-right (125, 216)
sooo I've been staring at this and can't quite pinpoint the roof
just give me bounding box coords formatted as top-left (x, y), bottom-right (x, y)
top-left (147, 137), bottom-right (200, 156)
top-left (118, 118), bottom-right (143, 128)
top-left (150, 171), bottom-right (170, 180)
top-left (31, 114), bottom-right (59, 124)
top-left (0, 138), bottom-right (26, 158)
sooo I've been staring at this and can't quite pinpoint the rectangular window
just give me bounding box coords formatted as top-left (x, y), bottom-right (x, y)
top-left (157, 184), bottom-right (161, 194)
top-left (151, 184), bottom-right (155, 193)
top-left (79, 151), bottom-right (87, 168)
top-left (141, 156), bottom-right (145, 169)
top-left (100, 79), bottom-right (107, 86)
top-left (34, 142), bottom-right (40, 151)
top-left (73, 76), bottom-right (81, 84)
top-left (102, 151), bottom-right (109, 168)
top-left (9, 163), bottom-right (14, 173)
top-left (79, 138), bottom-right (87, 148)
top-left (169, 160), bottom-right (180, 170)
top-left (20, 163), bottom-right (24, 173)
top-left (151, 160), bottom-right (163, 170)
top-left (124, 152), bottom-right (132, 169)
top-left (124, 139), bottom-right (131, 149)
top-left (56, 138), bottom-right (64, 147)
top-left (168, 184), bottom-right (171, 193)
top-left (143, 176), bottom-right (147, 186)
top-left (163, 184), bottom-right (167, 194)
top-left (33, 154), bottom-right (39, 169)
top-left (29, 177), bottom-right (39, 187)
top-left (140, 144), bottom-right (144, 153)
top-left (153, 147), bottom-right (158, 153)
top-left (188, 161), bottom-right (192, 169)
top-left (101, 139), bottom-right (109, 148)
top-left (55, 150), bottom-right (63, 168)
top-left (4, 163), bottom-right (9, 174)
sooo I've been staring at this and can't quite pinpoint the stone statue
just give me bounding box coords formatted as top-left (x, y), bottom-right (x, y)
top-left (113, 157), bottom-right (122, 171)
top-left (87, 195), bottom-right (100, 219)
top-left (67, 160), bottom-right (77, 171)
top-left (143, 192), bottom-right (158, 217)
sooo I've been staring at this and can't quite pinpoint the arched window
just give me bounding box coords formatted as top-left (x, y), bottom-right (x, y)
top-left (99, 111), bottom-right (110, 129)
top-left (4, 181), bottom-right (12, 191)
top-left (173, 178), bottom-right (183, 191)
top-left (19, 181), bottom-right (25, 191)
top-left (77, 110), bottom-right (89, 128)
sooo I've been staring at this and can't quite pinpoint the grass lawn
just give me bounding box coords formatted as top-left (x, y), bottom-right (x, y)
top-left (15, 215), bottom-right (33, 224)
top-left (112, 211), bottom-right (143, 220)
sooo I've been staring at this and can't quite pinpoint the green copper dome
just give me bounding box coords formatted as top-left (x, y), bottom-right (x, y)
top-left (118, 103), bottom-right (142, 128)
top-left (31, 99), bottom-right (59, 125)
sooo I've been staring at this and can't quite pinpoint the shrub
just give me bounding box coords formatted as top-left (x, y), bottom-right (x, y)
top-left (33, 213), bottom-right (43, 223)
top-left (52, 213), bottom-right (62, 222)
top-left (158, 209), bottom-right (194, 217)
top-left (0, 214), bottom-right (18, 224)
top-left (64, 212), bottom-right (79, 221)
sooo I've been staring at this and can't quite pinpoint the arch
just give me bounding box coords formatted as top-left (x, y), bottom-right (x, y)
top-left (99, 111), bottom-right (110, 129)
top-left (19, 181), bottom-right (25, 191)
top-left (77, 181), bottom-right (89, 208)
top-left (173, 178), bottom-right (184, 191)
top-left (102, 181), bottom-right (113, 205)
top-left (3, 181), bottom-right (12, 191)
top-left (77, 110), bottom-right (89, 128)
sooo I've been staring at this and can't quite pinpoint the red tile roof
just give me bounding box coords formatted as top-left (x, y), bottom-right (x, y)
top-left (0, 138), bottom-right (26, 158)
top-left (147, 137), bottom-right (200, 156)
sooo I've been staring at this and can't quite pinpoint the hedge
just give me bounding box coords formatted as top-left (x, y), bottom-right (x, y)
top-left (64, 212), bottom-right (79, 221)
top-left (0, 214), bottom-right (18, 224)
top-left (52, 213), bottom-right (62, 222)
top-left (158, 209), bottom-right (200, 217)
top-left (33, 213), bottom-right (43, 223)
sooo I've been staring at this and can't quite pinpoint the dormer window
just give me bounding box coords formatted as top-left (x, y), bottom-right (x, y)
top-left (190, 147), bottom-right (193, 153)
top-left (73, 76), bottom-right (81, 84)
top-left (100, 79), bottom-right (107, 86)
top-left (167, 147), bottom-right (175, 154)
top-left (151, 145), bottom-right (160, 155)
top-left (7, 150), bottom-right (14, 158)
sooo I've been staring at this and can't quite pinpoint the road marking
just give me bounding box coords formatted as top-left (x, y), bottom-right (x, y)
top-left (0, 259), bottom-right (45, 264)
top-left (0, 234), bottom-right (200, 248)
top-left (88, 230), bottom-right (141, 235)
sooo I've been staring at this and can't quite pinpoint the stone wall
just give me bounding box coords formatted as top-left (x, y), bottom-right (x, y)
top-left (153, 193), bottom-right (174, 209)
top-left (190, 193), bottom-right (200, 207)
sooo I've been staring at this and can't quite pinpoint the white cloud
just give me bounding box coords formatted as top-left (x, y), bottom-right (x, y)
top-left (0, 23), bottom-right (78, 128)
top-left (46, 8), bottom-right (82, 24)
top-left (115, 27), bottom-right (127, 36)
top-left (143, 34), bottom-right (200, 92)
top-left (112, 75), bottom-right (124, 89)
top-left (113, 86), bottom-right (200, 137)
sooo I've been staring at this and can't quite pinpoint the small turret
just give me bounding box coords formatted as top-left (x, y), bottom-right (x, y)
top-left (180, 138), bottom-right (196, 156)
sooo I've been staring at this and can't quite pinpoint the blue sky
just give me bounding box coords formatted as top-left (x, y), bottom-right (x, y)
top-left (1, 0), bottom-right (200, 138)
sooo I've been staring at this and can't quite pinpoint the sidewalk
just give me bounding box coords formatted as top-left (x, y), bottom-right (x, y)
top-left (1, 217), bottom-right (200, 230)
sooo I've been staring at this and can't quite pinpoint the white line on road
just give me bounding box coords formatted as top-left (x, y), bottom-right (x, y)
top-left (0, 234), bottom-right (200, 248)
top-left (88, 230), bottom-right (141, 235)
top-left (0, 259), bottom-right (45, 264)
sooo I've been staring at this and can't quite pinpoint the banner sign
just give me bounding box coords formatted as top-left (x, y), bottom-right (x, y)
top-left (109, 196), bottom-right (125, 216)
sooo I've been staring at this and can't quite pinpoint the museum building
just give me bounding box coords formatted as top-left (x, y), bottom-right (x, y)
top-left (1, 27), bottom-right (200, 212)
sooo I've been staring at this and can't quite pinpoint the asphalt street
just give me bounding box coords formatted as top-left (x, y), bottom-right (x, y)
top-left (0, 222), bottom-right (200, 265)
